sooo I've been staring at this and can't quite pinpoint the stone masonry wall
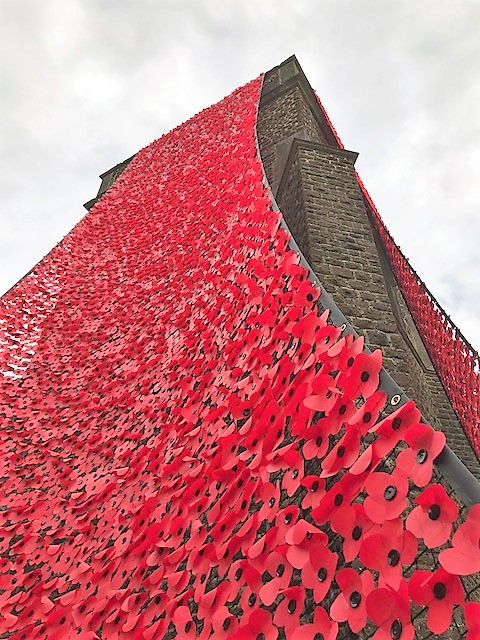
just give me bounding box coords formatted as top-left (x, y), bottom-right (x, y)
top-left (257, 64), bottom-right (479, 479)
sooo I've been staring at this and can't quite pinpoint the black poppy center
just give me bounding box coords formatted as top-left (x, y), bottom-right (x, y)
top-left (316, 436), bottom-right (323, 446)
top-left (349, 591), bottom-right (361, 608)
top-left (334, 493), bottom-right (343, 507)
top-left (314, 635), bottom-right (324, 640)
top-left (223, 618), bottom-right (231, 630)
top-left (287, 599), bottom-right (297, 614)
top-left (392, 417), bottom-right (402, 430)
top-left (433, 582), bottom-right (447, 600)
top-left (416, 448), bottom-right (428, 464)
top-left (269, 497), bottom-right (275, 507)
top-left (429, 504), bottom-right (441, 520)
top-left (384, 485), bottom-right (397, 501)
top-left (352, 525), bottom-right (362, 541)
top-left (311, 481), bottom-right (319, 492)
top-left (387, 549), bottom-right (400, 566)
top-left (337, 446), bottom-right (346, 458)
top-left (285, 513), bottom-right (293, 524)
top-left (248, 593), bottom-right (257, 606)
top-left (276, 563), bottom-right (285, 577)
top-left (361, 371), bottom-right (370, 382)
top-left (391, 619), bottom-right (402, 639)
top-left (317, 567), bottom-right (327, 582)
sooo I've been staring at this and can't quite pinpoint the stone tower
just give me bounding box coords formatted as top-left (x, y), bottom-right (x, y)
top-left (2, 56), bottom-right (472, 639)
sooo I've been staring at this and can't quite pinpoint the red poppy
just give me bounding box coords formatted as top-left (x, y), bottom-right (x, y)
top-left (408, 567), bottom-right (464, 634)
top-left (406, 483), bottom-right (459, 548)
top-left (300, 475), bottom-right (326, 509)
top-left (439, 503), bottom-right (480, 575)
top-left (311, 472), bottom-right (365, 525)
top-left (330, 503), bottom-right (376, 562)
top-left (348, 389), bottom-right (387, 436)
top-left (366, 580), bottom-right (414, 640)
top-left (304, 373), bottom-right (341, 414)
top-left (173, 605), bottom-right (197, 638)
top-left (339, 350), bottom-right (382, 399)
top-left (259, 550), bottom-right (293, 605)
top-left (369, 400), bottom-right (420, 456)
top-left (320, 424), bottom-right (361, 477)
top-left (330, 567), bottom-right (375, 633)
top-left (359, 518), bottom-right (417, 589)
top-left (464, 602), bottom-right (480, 640)
top-left (279, 449), bottom-right (305, 497)
top-left (285, 519), bottom-right (327, 569)
top-left (363, 469), bottom-right (408, 524)
top-left (291, 606), bottom-right (338, 640)
top-left (210, 606), bottom-right (240, 638)
top-left (396, 423), bottom-right (446, 487)
top-left (273, 586), bottom-right (304, 635)
top-left (232, 608), bottom-right (278, 640)
top-left (301, 540), bottom-right (338, 602)
top-left (302, 425), bottom-right (330, 459)
top-left (256, 480), bottom-right (281, 521)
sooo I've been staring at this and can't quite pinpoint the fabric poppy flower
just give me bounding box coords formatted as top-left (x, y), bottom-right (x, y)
top-left (406, 483), bottom-right (459, 548)
top-left (408, 567), bottom-right (464, 634)
top-left (273, 586), bottom-right (304, 636)
top-left (464, 602), bottom-right (480, 640)
top-left (368, 400), bottom-right (420, 456)
top-left (320, 424), bottom-right (361, 478)
top-left (330, 503), bottom-right (376, 562)
top-left (304, 373), bottom-right (341, 414)
top-left (439, 503), bottom-right (480, 575)
top-left (301, 540), bottom-right (338, 602)
top-left (210, 606), bottom-right (240, 638)
top-left (291, 606), bottom-right (338, 640)
top-left (173, 605), bottom-right (198, 638)
top-left (285, 519), bottom-right (327, 569)
top-left (279, 449), bottom-right (305, 497)
top-left (366, 580), bottom-right (414, 640)
top-left (363, 469), bottom-right (408, 524)
top-left (396, 423), bottom-right (446, 487)
top-left (330, 567), bottom-right (375, 633)
top-left (259, 550), bottom-right (293, 605)
top-left (359, 518), bottom-right (417, 588)
top-left (300, 475), bottom-right (326, 509)
top-left (312, 471), bottom-right (365, 525)
top-left (348, 389), bottom-right (387, 436)
top-left (339, 350), bottom-right (382, 399)
top-left (256, 481), bottom-right (281, 521)
top-left (232, 608), bottom-right (278, 640)
top-left (302, 424), bottom-right (330, 460)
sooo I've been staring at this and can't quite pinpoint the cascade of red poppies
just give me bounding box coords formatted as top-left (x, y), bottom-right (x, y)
top-left (0, 75), bottom-right (478, 639)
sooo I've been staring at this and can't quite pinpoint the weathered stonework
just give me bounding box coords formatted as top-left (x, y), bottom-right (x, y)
top-left (257, 56), bottom-right (479, 479)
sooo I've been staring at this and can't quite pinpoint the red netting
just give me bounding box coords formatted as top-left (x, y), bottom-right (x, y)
top-left (314, 92), bottom-right (480, 458)
top-left (0, 76), bottom-right (478, 640)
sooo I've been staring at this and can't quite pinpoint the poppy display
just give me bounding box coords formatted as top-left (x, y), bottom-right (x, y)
top-left (0, 68), bottom-right (477, 640)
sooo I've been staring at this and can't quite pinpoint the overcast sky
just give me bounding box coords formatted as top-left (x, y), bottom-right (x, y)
top-left (1, 0), bottom-right (479, 351)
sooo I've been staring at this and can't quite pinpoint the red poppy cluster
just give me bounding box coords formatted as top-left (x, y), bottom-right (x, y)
top-left (0, 74), bottom-right (478, 639)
